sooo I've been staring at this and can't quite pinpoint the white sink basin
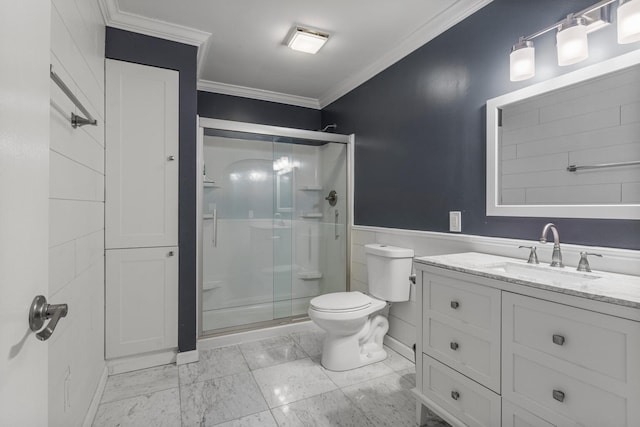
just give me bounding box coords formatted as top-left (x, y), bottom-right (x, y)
top-left (487, 262), bottom-right (601, 285)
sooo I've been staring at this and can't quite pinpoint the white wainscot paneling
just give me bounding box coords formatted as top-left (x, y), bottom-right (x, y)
top-left (622, 182), bottom-right (640, 203)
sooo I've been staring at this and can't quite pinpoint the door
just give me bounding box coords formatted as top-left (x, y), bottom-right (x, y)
top-left (106, 247), bottom-right (179, 358)
top-left (0, 0), bottom-right (51, 424)
top-left (105, 59), bottom-right (179, 249)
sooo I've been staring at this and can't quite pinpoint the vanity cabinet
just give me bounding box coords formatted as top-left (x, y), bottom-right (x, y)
top-left (415, 264), bottom-right (640, 427)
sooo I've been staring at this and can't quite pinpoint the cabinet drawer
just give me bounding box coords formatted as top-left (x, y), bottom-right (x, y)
top-left (508, 354), bottom-right (627, 427)
top-left (421, 354), bottom-right (501, 427)
top-left (504, 292), bottom-right (632, 381)
top-left (425, 275), bottom-right (501, 331)
top-left (503, 292), bottom-right (640, 427)
top-left (424, 317), bottom-right (500, 392)
top-left (502, 399), bottom-right (556, 427)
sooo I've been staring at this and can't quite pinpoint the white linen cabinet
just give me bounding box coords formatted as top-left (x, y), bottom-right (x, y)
top-left (105, 59), bottom-right (179, 359)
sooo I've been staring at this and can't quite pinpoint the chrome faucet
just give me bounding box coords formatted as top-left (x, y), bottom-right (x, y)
top-left (539, 223), bottom-right (563, 267)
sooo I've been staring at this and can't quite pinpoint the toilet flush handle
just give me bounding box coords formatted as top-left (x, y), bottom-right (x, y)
top-left (409, 274), bottom-right (416, 284)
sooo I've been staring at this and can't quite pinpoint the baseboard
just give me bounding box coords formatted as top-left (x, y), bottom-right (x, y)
top-left (107, 349), bottom-right (177, 375)
top-left (384, 335), bottom-right (415, 363)
top-left (198, 320), bottom-right (319, 351)
top-left (82, 365), bottom-right (108, 427)
top-left (176, 349), bottom-right (199, 365)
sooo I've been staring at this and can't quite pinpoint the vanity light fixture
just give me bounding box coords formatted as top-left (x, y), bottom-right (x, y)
top-left (618, 0), bottom-right (640, 43)
top-left (556, 16), bottom-right (589, 66)
top-left (286, 26), bottom-right (329, 54)
top-left (509, 0), bottom-right (639, 81)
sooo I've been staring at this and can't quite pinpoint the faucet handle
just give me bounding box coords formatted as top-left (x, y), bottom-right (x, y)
top-left (577, 252), bottom-right (602, 272)
top-left (519, 245), bottom-right (539, 264)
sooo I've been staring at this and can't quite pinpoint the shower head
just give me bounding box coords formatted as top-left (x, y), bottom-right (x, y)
top-left (319, 123), bottom-right (337, 132)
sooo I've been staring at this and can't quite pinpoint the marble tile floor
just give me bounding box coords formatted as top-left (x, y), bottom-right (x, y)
top-left (93, 326), bottom-right (450, 427)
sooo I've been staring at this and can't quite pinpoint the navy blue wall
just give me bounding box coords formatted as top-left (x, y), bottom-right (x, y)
top-left (322, 0), bottom-right (640, 250)
top-left (106, 27), bottom-right (198, 352)
top-left (198, 91), bottom-right (321, 130)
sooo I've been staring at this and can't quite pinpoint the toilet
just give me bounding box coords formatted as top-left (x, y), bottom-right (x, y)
top-left (308, 243), bottom-right (414, 371)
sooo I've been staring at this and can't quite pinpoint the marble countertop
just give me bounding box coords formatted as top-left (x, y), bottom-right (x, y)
top-left (415, 252), bottom-right (640, 309)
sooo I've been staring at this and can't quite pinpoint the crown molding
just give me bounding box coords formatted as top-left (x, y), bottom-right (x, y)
top-left (198, 79), bottom-right (321, 110)
top-left (318, 0), bottom-right (493, 108)
top-left (98, 0), bottom-right (211, 47)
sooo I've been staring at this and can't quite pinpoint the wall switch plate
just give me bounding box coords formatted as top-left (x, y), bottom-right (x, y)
top-left (449, 211), bottom-right (462, 232)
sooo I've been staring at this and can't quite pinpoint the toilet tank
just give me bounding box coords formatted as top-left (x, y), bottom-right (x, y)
top-left (364, 243), bottom-right (414, 302)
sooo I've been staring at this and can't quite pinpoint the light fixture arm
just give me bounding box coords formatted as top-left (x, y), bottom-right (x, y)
top-left (519, 0), bottom-right (616, 43)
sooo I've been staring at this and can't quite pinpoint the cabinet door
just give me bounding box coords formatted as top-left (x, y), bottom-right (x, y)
top-left (105, 59), bottom-right (179, 249)
top-left (106, 247), bottom-right (178, 359)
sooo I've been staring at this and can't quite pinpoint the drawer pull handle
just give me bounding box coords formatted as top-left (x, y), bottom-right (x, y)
top-left (552, 334), bottom-right (565, 346)
top-left (450, 301), bottom-right (459, 309)
top-left (450, 341), bottom-right (459, 351)
top-left (552, 389), bottom-right (565, 402)
top-left (451, 391), bottom-right (460, 400)
top-left (168, 251), bottom-right (175, 257)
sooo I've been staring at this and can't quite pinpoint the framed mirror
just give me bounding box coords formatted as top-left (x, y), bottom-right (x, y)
top-left (486, 49), bottom-right (640, 220)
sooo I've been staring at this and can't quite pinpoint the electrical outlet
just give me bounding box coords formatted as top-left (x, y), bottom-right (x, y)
top-left (449, 211), bottom-right (462, 232)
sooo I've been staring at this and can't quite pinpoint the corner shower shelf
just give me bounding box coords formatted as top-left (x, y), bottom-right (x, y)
top-left (298, 271), bottom-right (323, 281)
top-left (203, 181), bottom-right (221, 188)
top-left (299, 185), bottom-right (323, 191)
top-left (301, 213), bottom-right (323, 219)
top-left (203, 213), bottom-right (214, 219)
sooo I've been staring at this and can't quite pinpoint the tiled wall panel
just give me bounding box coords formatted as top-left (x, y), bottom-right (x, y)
top-left (49, 0), bottom-right (105, 425)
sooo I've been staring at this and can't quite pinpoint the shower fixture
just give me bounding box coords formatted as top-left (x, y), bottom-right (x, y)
top-left (319, 124), bottom-right (337, 132)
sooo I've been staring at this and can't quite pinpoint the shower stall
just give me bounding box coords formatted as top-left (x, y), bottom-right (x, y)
top-left (197, 118), bottom-right (351, 336)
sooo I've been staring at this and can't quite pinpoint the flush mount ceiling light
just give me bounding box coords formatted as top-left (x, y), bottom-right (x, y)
top-left (509, 0), bottom-right (640, 82)
top-left (285, 26), bottom-right (329, 54)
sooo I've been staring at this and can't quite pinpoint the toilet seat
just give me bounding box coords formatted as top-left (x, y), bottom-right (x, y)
top-left (310, 291), bottom-right (373, 313)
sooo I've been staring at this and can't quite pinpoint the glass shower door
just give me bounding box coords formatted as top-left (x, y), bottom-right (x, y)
top-left (200, 129), bottom-right (348, 336)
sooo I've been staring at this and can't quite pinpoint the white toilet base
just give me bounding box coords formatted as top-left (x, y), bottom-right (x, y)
top-left (320, 314), bottom-right (389, 371)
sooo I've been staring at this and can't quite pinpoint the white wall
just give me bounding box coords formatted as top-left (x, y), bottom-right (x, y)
top-left (500, 66), bottom-right (640, 205)
top-left (351, 226), bottom-right (640, 352)
top-left (49, 0), bottom-right (105, 425)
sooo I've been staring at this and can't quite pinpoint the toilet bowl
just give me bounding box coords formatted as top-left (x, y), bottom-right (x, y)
top-left (308, 244), bottom-right (414, 371)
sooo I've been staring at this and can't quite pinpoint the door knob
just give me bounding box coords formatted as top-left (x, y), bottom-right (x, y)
top-left (167, 155), bottom-right (176, 161)
top-left (29, 295), bottom-right (68, 341)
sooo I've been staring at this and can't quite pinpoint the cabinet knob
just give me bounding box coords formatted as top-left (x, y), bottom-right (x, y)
top-left (450, 341), bottom-right (459, 351)
top-left (451, 391), bottom-right (460, 400)
top-left (552, 389), bottom-right (565, 402)
top-left (168, 155), bottom-right (176, 161)
top-left (552, 334), bottom-right (565, 346)
top-left (450, 301), bottom-right (460, 309)
top-left (168, 251), bottom-right (175, 257)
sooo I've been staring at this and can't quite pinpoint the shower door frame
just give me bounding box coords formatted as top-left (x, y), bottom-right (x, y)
top-left (196, 117), bottom-right (354, 338)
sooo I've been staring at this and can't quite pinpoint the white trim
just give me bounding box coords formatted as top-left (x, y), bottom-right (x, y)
top-left (199, 117), bottom-right (350, 144)
top-left (82, 366), bottom-right (108, 427)
top-left (318, 0), bottom-right (493, 108)
top-left (197, 79), bottom-right (321, 110)
top-left (106, 349), bottom-right (177, 375)
top-left (486, 49), bottom-right (640, 220)
top-left (176, 349), bottom-right (199, 365)
top-left (98, 0), bottom-right (211, 47)
top-left (352, 225), bottom-right (640, 276)
top-left (198, 320), bottom-right (319, 351)
top-left (384, 335), bottom-right (414, 362)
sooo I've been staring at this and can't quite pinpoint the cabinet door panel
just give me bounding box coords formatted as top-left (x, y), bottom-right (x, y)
top-left (105, 59), bottom-right (178, 249)
top-left (106, 247), bottom-right (178, 358)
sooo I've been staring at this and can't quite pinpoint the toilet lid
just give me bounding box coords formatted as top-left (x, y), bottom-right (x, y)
top-left (310, 291), bottom-right (372, 312)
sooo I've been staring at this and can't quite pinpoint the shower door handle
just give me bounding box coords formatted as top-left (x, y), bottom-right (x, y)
top-left (212, 208), bottom-right (218, 248)
top-left (334, 209), bottom-right (339, 240)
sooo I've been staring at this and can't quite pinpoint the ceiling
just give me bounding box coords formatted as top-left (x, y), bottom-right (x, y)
top-left (101, 0), bottom-right (491, 108)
